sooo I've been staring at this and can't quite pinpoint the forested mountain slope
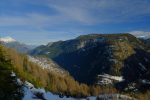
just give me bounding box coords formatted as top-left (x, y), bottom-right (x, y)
top-left (0, 44), bottom-right (111, 98)
top-left (30, 34), bottom-right (150, 86)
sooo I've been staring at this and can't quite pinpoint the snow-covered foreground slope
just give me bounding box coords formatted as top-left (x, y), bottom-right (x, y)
top-left (11, 72), bottom-right (136, 100)
top-left (23, 86), bottom-right (91, 100)
top-left (23, 81), bottom-right (73, 100)
top-left (23, 81), bottom-right (95, 100)
top-left (23, 85), bottom-right (137, 100)
top-left (23, 81), bottom-right (136, 100)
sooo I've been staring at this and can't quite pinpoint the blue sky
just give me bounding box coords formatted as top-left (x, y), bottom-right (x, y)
top-left (0, 0), bottom-right (150, 45)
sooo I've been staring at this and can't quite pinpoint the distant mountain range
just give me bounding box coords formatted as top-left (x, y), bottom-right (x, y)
top-left (0, 37), bottom-right (36, 53)
top-left (30, 33), bottom-right (150, 90)
top-left (130, 31), bottom-right (150, 39)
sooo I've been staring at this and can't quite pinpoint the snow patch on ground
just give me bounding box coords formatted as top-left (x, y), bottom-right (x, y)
top-left (140, 79), bottom-right (150, 85)
top-left (138, 63), bottom-right (146, 71)
top-left (98, 74), bottom-right (124, 81)
top-left (11, 71), bottom-right (16, 77)
top-left (97, 74), bottom-right (124, 85)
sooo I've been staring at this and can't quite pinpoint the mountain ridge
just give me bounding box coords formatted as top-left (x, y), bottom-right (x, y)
top-left (30, 33), bottom-right (150, 86)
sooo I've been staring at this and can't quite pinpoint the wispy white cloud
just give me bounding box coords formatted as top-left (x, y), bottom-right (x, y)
top-left (0, 0), bottom-right (150, 27)
top-left (45, 0), bottom-right (150, 24)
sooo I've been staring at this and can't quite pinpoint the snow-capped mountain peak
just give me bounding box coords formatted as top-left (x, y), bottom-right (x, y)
top-left (130, 31), bottom-right (150, 39)
top-left (0, 36), bottom-right (16, 43)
